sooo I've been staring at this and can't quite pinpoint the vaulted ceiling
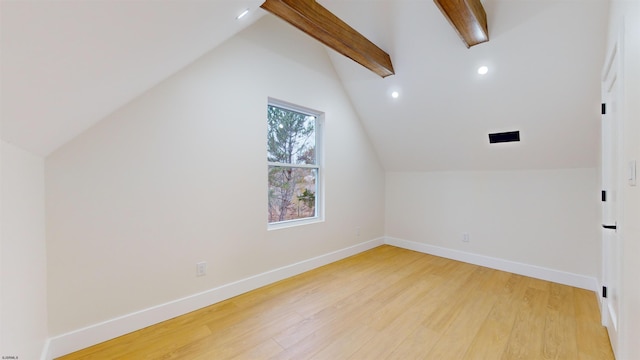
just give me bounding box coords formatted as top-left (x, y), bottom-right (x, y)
top-left (1, 0), bottom-right (609, 171)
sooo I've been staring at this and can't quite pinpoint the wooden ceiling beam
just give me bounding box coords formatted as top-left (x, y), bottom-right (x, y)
top-left (260, 0), bottom-right (395, 78)
top-left (434, 0), bottom-right (489, 48)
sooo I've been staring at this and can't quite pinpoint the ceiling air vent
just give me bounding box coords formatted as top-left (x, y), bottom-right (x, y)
top-left (489, 131), bottom-right (520, 144)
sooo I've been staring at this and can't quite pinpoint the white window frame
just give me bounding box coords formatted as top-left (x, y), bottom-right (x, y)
top-left (267, 98), bottom-right (324, 230)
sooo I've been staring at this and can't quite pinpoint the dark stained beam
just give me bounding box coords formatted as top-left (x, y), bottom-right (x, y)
top-left (434, 0), bottom-right (489, 48)
top-left (260, 0), bottom-right (395, 78)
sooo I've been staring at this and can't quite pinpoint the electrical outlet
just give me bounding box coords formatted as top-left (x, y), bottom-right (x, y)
top-left (356, 227), bottom-right (361, 237)
top-left (196, 261), bottom-right (207, 277)
top-left (462, 233), bottom-right (470, 242)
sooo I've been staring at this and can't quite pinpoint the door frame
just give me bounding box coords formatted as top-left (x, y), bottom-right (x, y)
top-left (600, 31), bottom-right (624, 359)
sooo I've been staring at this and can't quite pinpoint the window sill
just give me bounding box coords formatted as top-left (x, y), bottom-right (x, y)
top-left (268, 217), bottom-right (324, 231)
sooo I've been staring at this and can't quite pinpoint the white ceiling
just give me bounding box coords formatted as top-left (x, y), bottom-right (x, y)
top-left (1, 0), bottom-right (609, 171)
top-left (1, 0), bottom-right (265, 156)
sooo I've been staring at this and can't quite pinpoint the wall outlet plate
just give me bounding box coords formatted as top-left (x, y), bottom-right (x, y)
top-left (196, 262), bottom-right (207, 277)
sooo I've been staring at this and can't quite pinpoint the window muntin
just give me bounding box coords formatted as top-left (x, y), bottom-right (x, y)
top-left (267, 101), bottom-right (322, 226)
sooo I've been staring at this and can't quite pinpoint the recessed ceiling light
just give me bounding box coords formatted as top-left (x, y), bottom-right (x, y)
top-left (391, 91), bottom-right (399, 98)
top-left (236, 9), bottom-right (249, 20)
top-left (477, 66), bottom-right (489, 75)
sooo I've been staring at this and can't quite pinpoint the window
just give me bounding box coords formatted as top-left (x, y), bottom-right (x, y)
top-left (267, 99), bottom-right (322, 227)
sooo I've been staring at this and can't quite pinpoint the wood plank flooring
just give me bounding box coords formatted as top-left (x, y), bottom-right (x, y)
top-left (57, 245), bottom-right (614, 359)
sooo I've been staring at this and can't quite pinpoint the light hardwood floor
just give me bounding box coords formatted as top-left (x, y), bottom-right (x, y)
top-left (58, 245), bottom-right (614, 359)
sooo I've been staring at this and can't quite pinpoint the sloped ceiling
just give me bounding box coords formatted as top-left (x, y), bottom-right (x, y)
top-left (1, 0), bottom-right (609, 171)
top-left (322, 0), bottom-right (609, 171)
top-left (1, 0), bottom-right (265, 156)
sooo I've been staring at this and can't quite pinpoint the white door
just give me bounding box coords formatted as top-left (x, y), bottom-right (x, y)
top-left (601, 42), bottom-right (621, 358)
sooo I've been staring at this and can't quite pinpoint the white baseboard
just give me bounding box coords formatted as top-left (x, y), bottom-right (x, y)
top-left (47, 238), bottom-right (384, 359)
top-left (45, 236), bottom-right (598, 359)
top-left (384, 237), bottom-right (598, 291)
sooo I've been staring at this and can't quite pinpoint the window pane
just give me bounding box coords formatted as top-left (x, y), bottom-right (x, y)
top-left (268, 166), bottom-right (317, 223)
top-left (267, 105), bottom-right (316, 165)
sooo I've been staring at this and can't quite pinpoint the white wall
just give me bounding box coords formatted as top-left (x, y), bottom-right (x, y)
top-left (1, 141), bottom-right (48, 359)
top-left (386, 169), bottom-right (600, 279)
top-left (606, 2), bottom-right (640, 359)
top-left (45, 15), bottom-right (385, 336)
